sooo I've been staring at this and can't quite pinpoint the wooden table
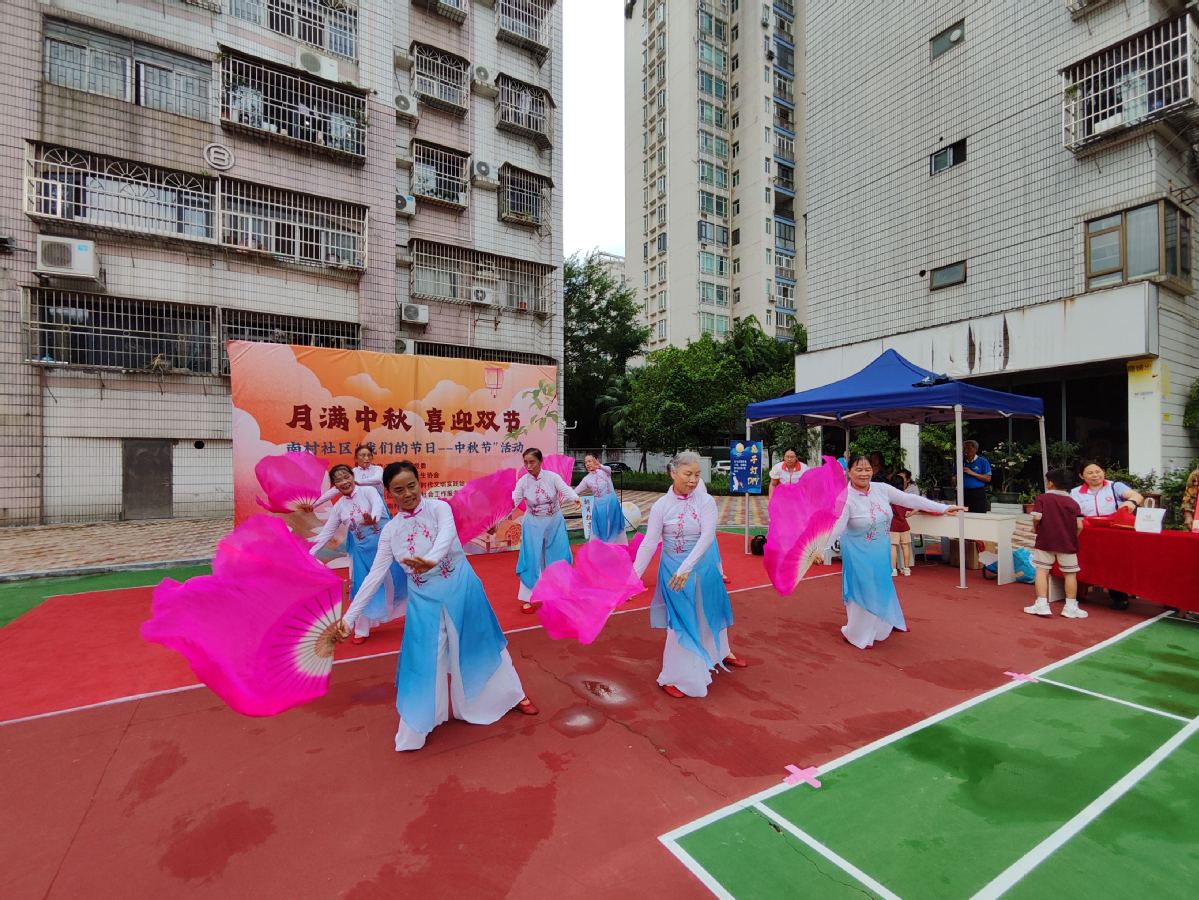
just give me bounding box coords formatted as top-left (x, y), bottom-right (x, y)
top-left (907, 512), bottom-right (1021, 585)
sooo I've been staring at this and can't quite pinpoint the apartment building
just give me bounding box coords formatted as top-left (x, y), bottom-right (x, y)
top-left (0, 0), bottom-right (562, 525)
top-left (623, 0), bottom-right (805, 351)
top-left (802, 0), bottom-right (1199, 475)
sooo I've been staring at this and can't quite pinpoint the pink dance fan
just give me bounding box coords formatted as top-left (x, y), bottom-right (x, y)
top-left (448, 467), bottom-right (520, 544)
top-left (255, 451), bottom-right (330, 513)
top-left (141, 515), bottom-right (346, 716)
top-left (542, 453), bottom-right (577, 485)
top-left (533, 541), bottom-right (646, 643)
top-left (763, 456), bottom-right (848, 595)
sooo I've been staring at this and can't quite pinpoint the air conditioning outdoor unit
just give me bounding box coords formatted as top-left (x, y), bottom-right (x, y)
top-left (396, 193), bottom-right (417, 216)
top-left (471, 160), bottom-right (498, 188)
top-left (469, 284), bottom-right (495, 306)
top-left (472, 66), bottom-right (498, 97)
top-left (395, 91), bottom-right (418, 121)
top-left (395, 337), bottom-right (417, 355)
top-left (401, 302), bottom-right (430, 324)
top-left (296, 49), bottom-right (339, 81)
top-left (36, 236), bottom-right (101, 281)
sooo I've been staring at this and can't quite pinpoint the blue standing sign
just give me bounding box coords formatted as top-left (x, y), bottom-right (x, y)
top-left (728, 440), bottom-right (764, 495)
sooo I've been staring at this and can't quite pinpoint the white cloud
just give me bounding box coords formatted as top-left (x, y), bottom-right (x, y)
top-left (563, 2), bottom-right (625, 259)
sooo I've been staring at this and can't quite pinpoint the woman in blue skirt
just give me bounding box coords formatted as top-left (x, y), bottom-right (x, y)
top-left (829, 455), bottom-right (966, 648)
top-left (575, 454), bottom-right (628, 544)
top-left (511, 447), bottom-right (580, 613)
top-left (310, 464), bottom-right (404, 645)
top-left (633, 451), bottom-right (745, 698)
top-left (342, 461), bottom-right (538, 750)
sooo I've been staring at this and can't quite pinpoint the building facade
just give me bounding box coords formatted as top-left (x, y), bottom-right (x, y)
top-left (802, 0), bottom-right (1199, 476)
top-left (623, 0), bottom-right (805, 352)
top-left (0, 0), bottom-right (562, 525)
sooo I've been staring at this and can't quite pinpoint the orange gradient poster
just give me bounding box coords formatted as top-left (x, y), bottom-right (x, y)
top-left (229, 341), bottom-right (559, 553)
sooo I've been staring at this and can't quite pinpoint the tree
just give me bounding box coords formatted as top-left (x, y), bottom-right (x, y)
top-left (563, 252), bottom-right (649, 446)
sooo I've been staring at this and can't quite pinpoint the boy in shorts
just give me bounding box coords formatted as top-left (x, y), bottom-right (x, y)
top-left (1024, 467), bottom-right (1085, 618)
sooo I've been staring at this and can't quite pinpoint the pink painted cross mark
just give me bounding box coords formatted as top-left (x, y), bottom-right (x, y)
top-left (783, 765), bottom-right (822, 788)
top-left (1004, 671), bottom-right (1039, 684)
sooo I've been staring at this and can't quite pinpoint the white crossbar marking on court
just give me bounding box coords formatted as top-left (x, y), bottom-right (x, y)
top-left (657, 838), bottom-right (736, 900)
top-left (752, 804), bottom-right (902, 900)
top-left (660, 611), bottom-right (1173, 843)
top-left (1035, 676), bottom-right (1191, 723)
top-left (972, 715), bottom-right (1199, 899)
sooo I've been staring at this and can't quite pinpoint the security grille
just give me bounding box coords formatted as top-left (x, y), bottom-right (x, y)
top-left (411, 44), bottom-right (469, 112)
top-left (411, 142), bottom-right (469, 207)
top-left (229, 0), bottom-right (359, 59)
top-left (409, 239), bottom-right (552, 313)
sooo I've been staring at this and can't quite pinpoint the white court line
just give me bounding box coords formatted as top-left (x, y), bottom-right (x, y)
top-left (0, 577), bottom-right (799, 728)
top-left (752, 804), bottom-right (902, 900)
top-left (1035, 676), bottom-right (1191, 723)
top-left (972, 714), bottom-right (1199, 900)
top-left (661, 610), bottom-right (1174, 846)
top-left (656, 838), bottom-right (736, 900)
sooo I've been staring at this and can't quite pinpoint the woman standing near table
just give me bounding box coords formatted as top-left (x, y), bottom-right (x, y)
top-left (1070, 460), bottom-right (1145, 609)
top-left (575, 454), bottom-right (627, 544)
top-left (633, 451), bottom-right (745, 698)
top-left (340, 461), bottom-right (537, 751)
top-left (826, 455), bottom-right (966, 649)
top-left (512, 448), bottom-right (580, 613)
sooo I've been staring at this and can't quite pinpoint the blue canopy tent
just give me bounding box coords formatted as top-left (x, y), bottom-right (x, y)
top-left (744, 350), bottom-right (1047, 588)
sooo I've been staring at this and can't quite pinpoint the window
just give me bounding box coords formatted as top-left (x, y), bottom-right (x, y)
top-left (412, 43), bottom-right (469, 112)
top-left (222, 53), bottom-right (365, 156)
top-left (699, 131), bottom-right (729, 159)
top-left (775, 221), bottom-right (796, 252)
top-left (657, 319), bottom-right (667, 340)
top-left (220, 179), bottom-right (366, 266)
top-left (930, 139), bottom-right (967, 174)
top-left (496, 0), bottom-right (553, 54)
top-left (657, 260), bottom-right (667, 282)
top-left (930, 260), bottom-right (967, 290)
top-left (412, 141), bottom-right (469, 206)
top-left (930, 20), bottom-right (965, 61)
top-left (499, 165), bottom-right (550, 226)
top-left (45, 20), bottom-right (210, 120)
top-left (698, 71), bottom-right (727, 100)
top-left (731, 227), bottom-right (740, 245)
top-left (732, 257), bottom-right (740, 274)
top-left (699, 311), bottom-right (729, 337)
top-left (697, 100), bottom-right (727, 129)
top-left (697, 221), bottom-right (728, 244)
top-left (699, 282), bottom-right (729, 306)
top-left (698, 41), bottom-right (727, 70)
top-left (411, 239), bottom-right (552, 312)
top-left (657, 204), bottom-right (667, 225)
top-left (731, 53), bottom-right (739, 71)
top-left (231, 0), bottom-right (359, 59)
top-left (658, 291), bottom-right (668, 311)
top-left (732, 199), bottom-right (740, 215)
top-left (698, 190), bottom-right (728, 216)
top-left (656, 232), bottom-right (667, 251)
top-left (698, 160), bottom-right (728, 187)
top-left (657, 174), bottom-right (667, 196)
top-left (1085, 200), bottom-right (1192, 289)
top-left (496, 75), bottom-right (553, 146)
top-left (698, 10), bottom-right (727, 42)
top-left (699, 251), bottom-right (728, 276)
top-left (731, 112), bottom-right (740, 129)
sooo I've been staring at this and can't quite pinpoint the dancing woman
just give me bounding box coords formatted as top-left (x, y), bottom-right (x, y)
top-left (633, 451), bottom-right (744, 699)
top-left (512, 447), bottom-right (580, 613)
top-left (827, 455), bottom-right (966, 649)
top-left (309, 464), bottom-right (402, 645)
top-left (574, 455), bottom-right (628, 545)
top-left (316, 445), bottom-right (385, 506)
top-left (340, 461), bottom-right (538, 751)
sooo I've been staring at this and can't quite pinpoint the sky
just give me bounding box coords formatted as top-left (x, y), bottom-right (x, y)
top-left (562, 3), bottom-right (625, 260)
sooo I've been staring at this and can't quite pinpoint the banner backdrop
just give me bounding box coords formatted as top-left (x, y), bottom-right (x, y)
top-left (229, 342), bottom-right (559, 553)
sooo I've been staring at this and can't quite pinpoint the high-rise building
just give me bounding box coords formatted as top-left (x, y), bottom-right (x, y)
top-left (1, 0), bottom-right (562, 525)
top-left (623, 0), bottom-right (805, 351)
top-left (801, 1), bottom-right (1199, 475)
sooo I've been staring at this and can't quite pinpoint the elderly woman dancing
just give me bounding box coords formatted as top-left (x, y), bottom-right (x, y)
top-left (575, 454), bottom-right (628, 544)
top-left (633, 451), bottom-right (744, 698)
top-left (512, 447), bottom-right (580, 613)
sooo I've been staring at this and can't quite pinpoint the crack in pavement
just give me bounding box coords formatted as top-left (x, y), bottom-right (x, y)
top-left (747, 807), bottom-right (876, 897)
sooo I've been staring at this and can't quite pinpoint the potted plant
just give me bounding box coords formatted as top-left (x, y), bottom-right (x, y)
top-left (1019, 486), bottom-right (1038, 514)
top-left (990, 441), bottom-right (1034, 504)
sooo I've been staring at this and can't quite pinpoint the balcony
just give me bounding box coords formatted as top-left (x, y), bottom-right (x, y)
top-left (412, 44), bottom-right (468, 115)
top-left (496, 0), bottom-right (553, 65)
top-left (412, 0), bottom-right (466, 24)
top-left (774, 0), bottom-right (795, 16)
top-left (221, 54), bottom-right (366, 159)
top-left (412, 142), bottom-right (469, 208)
top-left (495, 75), bottom-right (553, 149)
top-left (1063, 14), bottom-right (1199, 152)
top-left (774, 111), bottom-right (796, 134)
top-left (773, 76), bottom-right (795, 104)
top-left (774, 137), bottom-right (796, 162)
top-left (775, 264), bottom-right (796, 283)
top-left (229, 0), bottom-right (358, 60)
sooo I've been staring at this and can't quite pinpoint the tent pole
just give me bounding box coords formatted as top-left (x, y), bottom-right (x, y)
top-left (1038, 417), bottom-right (1049, 482)
top-left (955, 404), bottom-right (966, 590)
top-left (745, 419), bottom-right (752, 554)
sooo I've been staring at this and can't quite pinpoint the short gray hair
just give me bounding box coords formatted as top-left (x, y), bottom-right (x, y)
top-left (669, 450), bottom-right (702, 471)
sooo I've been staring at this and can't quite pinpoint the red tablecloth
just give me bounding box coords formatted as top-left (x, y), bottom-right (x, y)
top-left (1075, 528), bottom-right (1199, 611)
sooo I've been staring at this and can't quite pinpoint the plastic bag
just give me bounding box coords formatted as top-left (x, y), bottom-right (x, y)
top-left (1012, 547), bottom-right (1036, 583)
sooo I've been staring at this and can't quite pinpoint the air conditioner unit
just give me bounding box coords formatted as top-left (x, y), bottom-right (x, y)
top-left (396, 193), bottom-right (417, 217)
top-left (395, 337), bottom-right (417, 355)
top-left (36, 236), bottom-right (101, 281)
top-left (471, 160), bottom-right (498, 188)
top-left (472, 66), bottom-right (498, 97)
top-left (296, 49), bottom-right (339, 81)
top-left (469, 284), bottom-right (495, 306)
top-left (401, 302), bottom-right (430, 324)
top-left (394, 91), bottom-right (418, 121)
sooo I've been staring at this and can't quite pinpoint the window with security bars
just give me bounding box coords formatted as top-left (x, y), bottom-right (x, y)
top-left (412, 0), bottom-right (468, 23)
top-left (499, 165), bottom-right (550, 226)
top-left (218, 308), bottom-right (358, 371)
top-left (496, 75), bottom-right (552, 147)
top-left (409, 239), bottom-right (552, 313)
top-left (496, 0), bottom-right (553, 57)
top-left (412, 142), bottom-right (469, 207)
top-left (44, 20), bottom-right (210, 120)
top-left (27, 144), bottom-right (367, 268)
top-left (413, 341), bottom-right (554, 367)
top-left (230, 0), bottom-right (358, 59)
top-left (412, 44), bottom-right (469, 112)
top-left (221, 53), bottom-right (366, 156)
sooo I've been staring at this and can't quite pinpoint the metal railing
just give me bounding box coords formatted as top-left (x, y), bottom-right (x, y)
top-left (1063, 14), bottom-right (1198, 151)
top-left (496, 0), bottom-right (553, 59)
top-left (409, 239), bottom-right (552, 313)
top-left (412, 142), bottom-right (469, 207)
top-left (412, 43), bottom-right (469, 113)
top-left (221, 54), bottom-right (366, 156)
top-left (495, 75), bottom-right (553, 147)
top-left (229, 0), bottom-right (359, 60)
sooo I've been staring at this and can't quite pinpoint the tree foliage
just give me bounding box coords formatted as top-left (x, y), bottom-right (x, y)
top-left (562, 252), bottom-right (650, 446)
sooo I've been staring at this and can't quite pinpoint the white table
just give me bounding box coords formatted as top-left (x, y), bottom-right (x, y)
top-left (906, 512), bottom-right (1020, 585)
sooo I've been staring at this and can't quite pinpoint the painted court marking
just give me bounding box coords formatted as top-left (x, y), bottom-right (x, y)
top-left (1034, 676), bottom-right (1192, 724)
top-left (782, 765), bottom-right (821, 788)
top-left (660, 610), bottom-right (1184, 898)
